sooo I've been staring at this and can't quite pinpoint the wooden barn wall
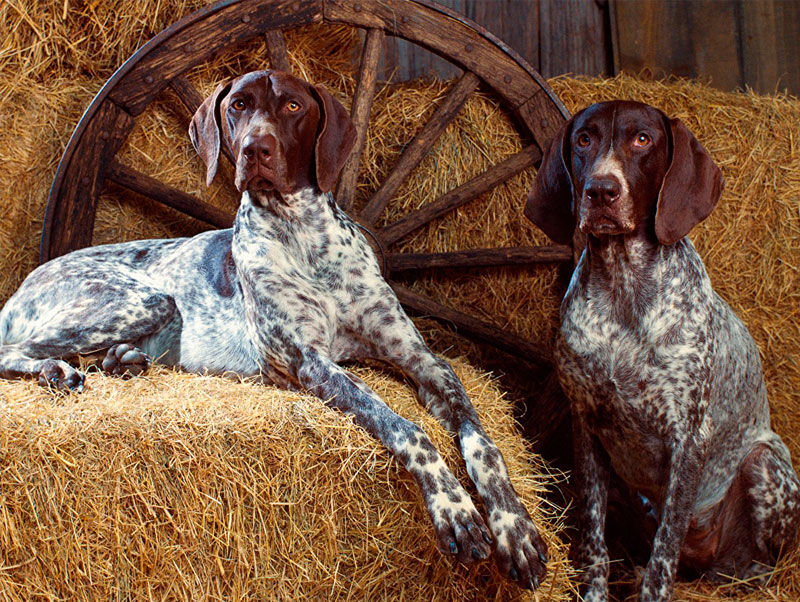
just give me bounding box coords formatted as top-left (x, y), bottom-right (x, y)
top-left (381, 0), bottom-right (799, 97)
top-left (380, 0), bottom-right (613, 82)
top-left (611, 0), bottom-right (800, 97)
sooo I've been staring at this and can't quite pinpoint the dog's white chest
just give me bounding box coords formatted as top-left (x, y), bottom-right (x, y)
top-left (558, 255), bottom-right (713, 433)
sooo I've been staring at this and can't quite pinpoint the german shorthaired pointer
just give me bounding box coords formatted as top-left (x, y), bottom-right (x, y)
top-left (526, 100), bottom-right (799, 601)
top-left (0, 71), bottom-right (548, 589)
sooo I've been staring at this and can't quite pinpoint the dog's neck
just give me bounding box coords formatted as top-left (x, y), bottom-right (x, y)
top-left (579, 228), bottom-right (692, 325)
top-left (584, 222), bottom-right (664, 280)
top-left (235, 187), bottom-right (341, 240)
top-left (242, 187), bottom-right (331, 222)
top-left (233, 187), bottom-right (342, 266)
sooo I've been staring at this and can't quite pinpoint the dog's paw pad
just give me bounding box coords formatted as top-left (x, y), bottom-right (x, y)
top-left (102, 344), bottom-right (151, 378)
top-left (432, 497), bottom-right (492, 565)
top-left (38, 360), bottom-right (85, 393)
top-left (490, 509), bottom-right (548, 590)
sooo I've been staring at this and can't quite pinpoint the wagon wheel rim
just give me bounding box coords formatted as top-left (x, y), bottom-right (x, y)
top-left (41, 0), bottom-right (571, 367)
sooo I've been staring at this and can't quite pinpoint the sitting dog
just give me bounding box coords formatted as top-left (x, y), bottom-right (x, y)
top-left (0, 71), bottom-right (548, 589)
top-left (525, 100), bottom-right (799, 601)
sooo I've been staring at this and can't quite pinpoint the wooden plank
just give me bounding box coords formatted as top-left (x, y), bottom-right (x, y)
top-left (169, 75), bottom-right (205, 115)
top-left (611, 0), bottom-right (742, 90)
top-left (265, 29), bottom-right (292, 72)
top-left (612, 1), bottom-right (687, 78)
top-left (390, 281), bottom-right (551, 368)
top-left (41, 100), bottom-right (134, 262)
top-left (335, 28), bottom-right (383, 213)
top-left (539, 0), bottom-right (611, 78)
top-left (359, 71), bottom-right (479, 226)
top-left (608, 0), bottom-right (621, 75)
top-left (379, 145), bottom-right (541, 245)
top-left (683, 1), bottom-right (740, 91)
top-left (462, 0), bottom-right (540, 78)
top-left (107, 161), bottom-right (234, 228)
top-left (740, 0), bottom-right (800, 96)
top-left (110, 0), bottom-right (322, 116)
top-left (387, 246), bottom-right (573, 272)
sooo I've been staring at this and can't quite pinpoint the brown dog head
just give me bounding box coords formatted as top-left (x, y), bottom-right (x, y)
top-left (189, 70), bottom-right (356, 198)
top-left (525, 100), bottom-right (723, 245)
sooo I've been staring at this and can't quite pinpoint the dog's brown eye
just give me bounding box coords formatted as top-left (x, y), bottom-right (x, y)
top-left (576, 133), bottom-right (591, 148)
top-left (232, 99), bottom-right (246, 111)
top-left (287, 101), bottom-right (301, 112)
top-left (634, 132), bottom-right (651, 147)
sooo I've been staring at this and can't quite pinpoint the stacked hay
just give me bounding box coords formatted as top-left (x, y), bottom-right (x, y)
top-left (0, 360), bottom-right (573, 601)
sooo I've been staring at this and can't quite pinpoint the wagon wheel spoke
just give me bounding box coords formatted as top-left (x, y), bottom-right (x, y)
top-left (107, 160), bottom-right (234, 228)
top-left (387, 245), bottom-right (572, 272)
top-left (357, 70), bottom-right (480, 227)
top-left (379, 145), bottom-right (542, 246)
top-left (265, 29), bottom-right (291, 72)
top-left (335, 27), bottom-right (384, 213)
top-left (169, 75), bottom-right (204, 116)
top-left (390, 281), bottom-right (551, 368)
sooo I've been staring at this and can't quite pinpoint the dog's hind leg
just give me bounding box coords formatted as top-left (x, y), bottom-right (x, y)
top-left (694, 436), bottom-right (800, 583)
top-left (0, 346), bottom-right (87, 391)
top-left (737, 438), bottom-right (799, 578)
top-left (0, 276), bottom-right (179, 390)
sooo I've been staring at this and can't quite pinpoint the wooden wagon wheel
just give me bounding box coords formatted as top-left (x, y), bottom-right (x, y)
top-left (41, 0), bottom-right (571, 371)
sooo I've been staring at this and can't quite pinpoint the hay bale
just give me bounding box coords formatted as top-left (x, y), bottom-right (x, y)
top-left (0, 359), bottom-right (575, 601)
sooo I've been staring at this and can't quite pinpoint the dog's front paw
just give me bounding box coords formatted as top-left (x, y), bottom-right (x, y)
top-left (38, 359), bottom-right (85, 392)
top-left (102, 343), bottom-right (151, 378)
top-left (429, 489), bottom-right (493, 565)
top-left (490, 508), bottom-right (548, 590)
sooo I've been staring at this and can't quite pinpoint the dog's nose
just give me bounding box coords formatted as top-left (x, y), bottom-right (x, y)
top-left (584, 177), bottom-right (621, 205)
top-left (242, 133), bottom-right (276, 165)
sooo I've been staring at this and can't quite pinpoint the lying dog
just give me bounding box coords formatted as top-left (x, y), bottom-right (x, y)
top-left (525, 100), bottom-right (799, 601)
top-left (0, 70), bottom-right (548, 589)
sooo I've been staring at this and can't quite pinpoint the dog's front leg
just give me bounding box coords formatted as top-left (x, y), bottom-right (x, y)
top-left (639, 435), bottom-right (705, 602)
top-left (352, 291), bottom-right (548, 589)
top-left (293, 346), bottom-right (493, 565)
top-left (572, 411), bottom-right (612, 602)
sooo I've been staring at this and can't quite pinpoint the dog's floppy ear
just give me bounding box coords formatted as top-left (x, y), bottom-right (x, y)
top-left (655, 117), bottom-right (724, 245)
top-left (311, 84), bottom-right (356, 193)
top-left (524, 118), bottom-right (576, 245)
top-left (189, 78), bottom-right (233, 187)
